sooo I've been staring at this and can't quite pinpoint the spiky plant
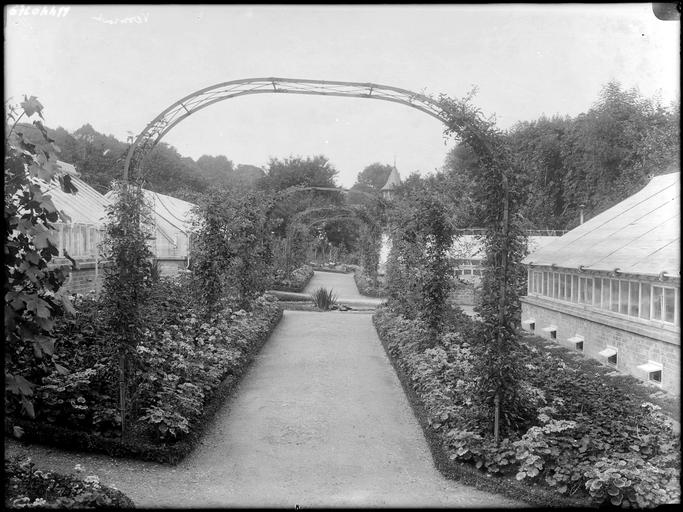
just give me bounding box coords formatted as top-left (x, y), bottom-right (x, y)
top-left (310, 287), bottom-right (337, 310)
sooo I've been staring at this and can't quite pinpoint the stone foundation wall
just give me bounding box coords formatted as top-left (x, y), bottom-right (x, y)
top-left (52, 259), bottom-right (107, 296)
top-left (521, 297), bottom-right (680, 396)
top-left (157, 257), bottom-right (188, 276)
top-left (53, 257), bottom-right (188, 296)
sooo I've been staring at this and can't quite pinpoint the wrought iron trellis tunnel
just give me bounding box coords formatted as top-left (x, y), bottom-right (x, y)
top-left (122, 77), bottom-right (458, 181)
top-left (121, 76), bottom-right (514, 441)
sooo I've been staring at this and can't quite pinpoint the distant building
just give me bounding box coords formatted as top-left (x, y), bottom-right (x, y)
top-left (378, 233), bottom-right (391, 275)
top-left (521, 172), bottom-right (680, 395)
top-left (449, 232), bottom-right (563, 304)
top-left (380, 166), bottom-right (401, 200)
top-left (49, 161), bottom-right (109, 258)
top-left (104, 188), bottom-right (197, 275)
top-left (46, 161), bottom-right (110, 295)
top-left (37, 163), bottom-right (198, 293)
top-left (144, 189), bottom-right (196, 274)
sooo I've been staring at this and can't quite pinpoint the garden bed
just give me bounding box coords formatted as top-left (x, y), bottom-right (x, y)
top-left (5, 277), bottom-right (284, 465)
top-left (310, 265), bottom-right (351, 274)
top-left (372, 306), bottom-right (680, 509)
top-left (4, 456), bottom-right (135, 508)
top-left (353, 268), bottom-right (385, 298)
top-left (269, 265), bottom-right (314, 293)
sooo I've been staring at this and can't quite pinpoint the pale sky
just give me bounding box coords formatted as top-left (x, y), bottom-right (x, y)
top-left (5, 4), bottom-right (680, 188)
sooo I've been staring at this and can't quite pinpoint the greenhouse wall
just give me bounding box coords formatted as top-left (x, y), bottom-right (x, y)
top-left (521, 295), bottom-right (680, 396)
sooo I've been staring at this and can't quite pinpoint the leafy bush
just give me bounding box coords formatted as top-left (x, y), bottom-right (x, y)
top-left (310, 287), bottom-right (337, 310)
top-left (191, 189), bottom-right (276, 315)
top-left (373, 306), bottom-right (681, 508)
top-left (384, 174), bottom-right (456, 339)
top-left (5, 273), bottom-right (283, 455)
top-left (5, 96), bottom-right (75, 424)
top-left (4, 456), bottom-right (134, 508)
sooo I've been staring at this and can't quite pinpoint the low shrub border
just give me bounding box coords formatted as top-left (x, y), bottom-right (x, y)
top-left (353, 269), bottom-right (384, 298)
top-left (310, 266), bottom-right (350, 274)
top-left (270, 265), bottom-right (314, 293)
top-left (372, 313), bottom-right (593, 508)
top-left (5, 456), bottom-right (135, 508)
top-left (267, 290), bottom-right (313, 302)
top-left (6, 307), bottom-right (283, 465)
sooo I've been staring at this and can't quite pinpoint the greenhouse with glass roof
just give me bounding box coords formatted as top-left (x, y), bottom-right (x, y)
top-left (521, 171), bottom-right (680, 394)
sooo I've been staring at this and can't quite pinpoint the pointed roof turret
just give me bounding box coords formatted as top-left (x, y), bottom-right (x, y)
top-left (380, 166), bottom-right (401, 192)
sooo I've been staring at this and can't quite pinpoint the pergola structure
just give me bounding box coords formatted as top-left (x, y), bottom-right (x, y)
top-left (120, 76), bottom-right (516, 440)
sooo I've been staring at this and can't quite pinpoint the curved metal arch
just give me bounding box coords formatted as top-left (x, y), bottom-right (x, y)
top-left (123, 77), bottom-right (453, 181)
top-left (303, 215), bottom-right (365, 232)
top-left (290, 204), bottom-right (380, 233)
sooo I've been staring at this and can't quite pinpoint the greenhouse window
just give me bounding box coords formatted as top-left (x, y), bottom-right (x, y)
top-left (567, 335), bottom-right (584, 351)
top-left (522, 318), bottom-right (535, 331)
top-left (599, 346), bottom-right (618, 367)
top-left (542, 325), bottom-right (557, 339)
top-left (637, 361), bottom-right (663, 385)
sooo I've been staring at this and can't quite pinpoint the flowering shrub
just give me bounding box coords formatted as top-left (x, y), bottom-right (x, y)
top-left (373, 306), bottom-right (680, 507)
top-left (4, 457), bottom-right (134, 508)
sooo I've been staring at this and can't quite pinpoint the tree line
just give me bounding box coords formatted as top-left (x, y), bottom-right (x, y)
top-left (20, 79), bottom-right (678, 237)
top-left (443, 81), bottom-right (679, 230)
top-left (15, 122), bottom-right (266, 202)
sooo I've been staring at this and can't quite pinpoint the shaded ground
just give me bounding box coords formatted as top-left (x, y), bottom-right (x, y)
top-left (5, 273), bottom-right (524, 507)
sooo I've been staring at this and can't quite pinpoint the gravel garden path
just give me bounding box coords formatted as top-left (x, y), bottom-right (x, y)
top-left (5, 272), bottom-right (524, 508)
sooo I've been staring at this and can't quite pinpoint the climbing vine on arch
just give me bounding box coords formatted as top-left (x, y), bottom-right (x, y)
top-left (113, 77), bottom-right (529, 438)
top-left (435, 92), bottom-right (530, 437)
top-left (384, 173), bottom-right (456, 338)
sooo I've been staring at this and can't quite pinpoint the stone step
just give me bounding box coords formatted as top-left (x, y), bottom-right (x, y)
top-left (267, 290), bottom-right (386, 309)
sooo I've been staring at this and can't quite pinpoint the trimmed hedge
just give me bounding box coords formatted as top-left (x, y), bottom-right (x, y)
top-left (5, 456), bottom-right (135, 508)
top-left (267, 290), bottom-right (312, 302)
top-left (310, 266), bottom-right (351, 274)
top-left (6, 308), bottom-right (283, 465)
top-left (270, 265), bottom-right (314, 293)
top-left (353, 269), bottom-right (384, 298)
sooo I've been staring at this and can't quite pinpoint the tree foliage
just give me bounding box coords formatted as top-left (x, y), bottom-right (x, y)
top-left (4, 96), bottom-right (75, 420)
top-left (355, 162), bottom-right (394, 190)
top-left (262, 154), bottom-right (338, 191)
top-left (437, 90), bottom-right (529, 437)
top-left (261, 156), bottom-right (342, 240)
top-left (141, 143), bottom-right (209, 196)
top-left (100, 180), bottom-right (155, 438)
top-left (223, 191), bottom-right (275, 310)
top-left (444, 81), bottom-right (680, 230)
top-left (19, 122), bottom-right (266, 199)
top-left (385, 173), bottom-right (456, 339)
top-left (190, 189), bottom-right (276, 315)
